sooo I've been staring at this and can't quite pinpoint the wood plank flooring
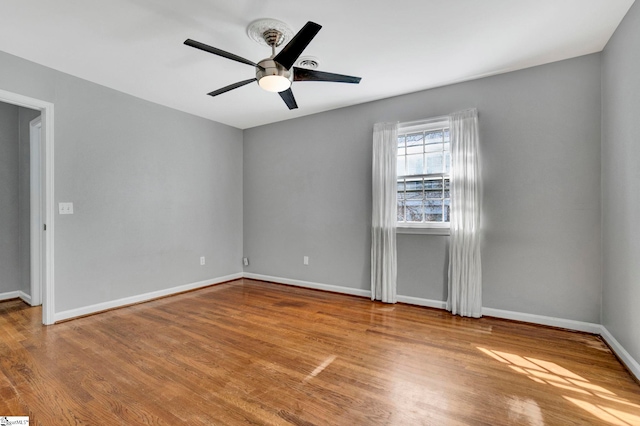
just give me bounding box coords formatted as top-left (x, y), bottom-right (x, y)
top-left (1, 278), bottom-right (639, 425)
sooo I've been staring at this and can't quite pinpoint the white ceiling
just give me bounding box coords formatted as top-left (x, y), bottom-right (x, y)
top-left (0, 0), bottom-right (634, 129)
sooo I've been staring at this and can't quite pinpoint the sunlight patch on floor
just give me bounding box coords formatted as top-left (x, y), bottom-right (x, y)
top-left (563, 397), bottom-right (640, 426)
top-left (477, 347), bottom-right (640, 425)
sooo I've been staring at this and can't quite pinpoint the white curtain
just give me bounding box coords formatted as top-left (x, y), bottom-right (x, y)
top-left (447, 109), bottom-right (482, 317)
top-left (371, 122), bottom-right (398, 303)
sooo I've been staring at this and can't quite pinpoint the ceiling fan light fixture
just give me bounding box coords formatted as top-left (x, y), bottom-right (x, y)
top-left (258, 75), bottom-right (291, 92)
top-left (256, 58), bottom-right (292, 93)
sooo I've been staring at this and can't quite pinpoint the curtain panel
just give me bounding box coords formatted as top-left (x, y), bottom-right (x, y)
top-left (371, 122), bottom-right (398, 303)
top-left (447, 109), bottom-right (482, 317)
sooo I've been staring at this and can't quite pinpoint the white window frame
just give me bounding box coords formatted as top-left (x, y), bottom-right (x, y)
top-left (396, 117), bottom-right (451, 235)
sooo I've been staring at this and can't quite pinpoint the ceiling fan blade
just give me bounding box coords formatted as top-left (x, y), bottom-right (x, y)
top-left (185, 39), bottom-right (263, 70)
top-left (278, 88), bottom-right (298, 110)
top-left (273, 22), bottom-right (322, 70)
top-left (208, 78), bottom-right (257, 97)
top-left (293, 67), bottom-right (361, 84)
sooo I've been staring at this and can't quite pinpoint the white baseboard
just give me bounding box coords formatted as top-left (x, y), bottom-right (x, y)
top-left (482, 307), bottom-right (602, 334)
top-left (0, 291), bottom-right (20, 302)
top-left (396, 295), bottom-right (447, 310)
top-left (600, 326), bottom-right (640, 381)
top-left (19, 291), bottom-right (32, 305)
top-left (54, 272), bottom-right (243, 323)
top-left (393, 294), bottom-right (601, 335)
top-left (0, 290), bottom-right (34, 305)
top-left (243, 273), bottom-right (372, 298)
top-left (241, 274), bottom-right (602, 334)
top-left (47, 270), bottom-right (639, 383)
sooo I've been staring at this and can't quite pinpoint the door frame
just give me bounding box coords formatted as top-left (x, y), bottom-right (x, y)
top-left (30, 116), bottom-right (43, 307)
top-left (0, 89), bottom-right (55, 325)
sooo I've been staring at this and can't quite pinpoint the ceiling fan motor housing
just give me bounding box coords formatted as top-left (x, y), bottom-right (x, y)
top-left (256, 58), bottom-right (292, 92)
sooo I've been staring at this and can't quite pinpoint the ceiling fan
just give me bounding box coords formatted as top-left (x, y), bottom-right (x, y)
top-left (184, 21), bottom-right (361, 110)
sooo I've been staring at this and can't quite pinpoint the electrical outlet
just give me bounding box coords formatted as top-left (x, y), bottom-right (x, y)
top-left (243, 257), bottom-right (249, 266)
top-left (303, 256), bottom-right (309, 265)
top-left (58, 202), bottom-right (74, 214)
top-left (200, 256), bottom-right (205, 265)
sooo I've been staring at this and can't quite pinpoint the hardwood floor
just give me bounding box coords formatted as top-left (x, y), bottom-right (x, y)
top-left (1, 279), bottom-right (639, 425)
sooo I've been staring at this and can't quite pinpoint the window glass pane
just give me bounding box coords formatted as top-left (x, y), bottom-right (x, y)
top-left (406, 133), bottom-right (424, 147)
top-left (397, 200), bottom-right (405, 222)
top-left (396, 124), bottom-right (452, 224)
top-left (425, 178), bottom-right (443, 198)
top-left (406, 145), bottom-right (422, 155)
top-left (398, 135), bottom-right (406, 149)
top-left (405, 179), bottom-right (423, 191)
top-left (425, 200), bottom-right (443, 222)
top-left (406, 199), bottom-right (423, 222)
top-left (397, 155), bottom-right (406, 176)
top-left (425, 142), bottom-right (443, 153)
top-left (406, 154), bottom-right (424, 175)
top-left (425, 153), bottom-right (443, 174)
top-left (425, 131), bottom-right (443, 144)
top-left (405, 178), bottom-right (423, 199)
top-left (444, 199), bottom-right (451, 222)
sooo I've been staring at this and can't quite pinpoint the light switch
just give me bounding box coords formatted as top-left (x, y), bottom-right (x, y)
top-left (59, 202), bottom-right (74, 214)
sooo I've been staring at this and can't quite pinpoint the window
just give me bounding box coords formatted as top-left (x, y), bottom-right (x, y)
top-left (397, 119), bottom-right (450, 233)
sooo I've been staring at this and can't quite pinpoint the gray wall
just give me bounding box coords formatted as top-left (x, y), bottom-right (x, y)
top-left (18, 107), bottom-right (41, 297)
top-left (0, 50), bottom-right (243, 313)
top-left (602, 1), bottom-right (640, 364)
top-left (0, 27), bottom-right (613, 330)
top-left (0, 102), bottom-right (19, 294)
top-left (0, 102), bottom-right (39, 298)
top-left (244, 54), bottom-right (602, 322)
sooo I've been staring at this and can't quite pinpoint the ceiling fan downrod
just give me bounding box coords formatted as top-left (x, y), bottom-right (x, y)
top-left (262, 29), bottom-right (284, 58)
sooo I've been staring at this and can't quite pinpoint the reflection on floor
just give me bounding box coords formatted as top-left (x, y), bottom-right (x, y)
top-left (1, 278), bottom-right (639, 425)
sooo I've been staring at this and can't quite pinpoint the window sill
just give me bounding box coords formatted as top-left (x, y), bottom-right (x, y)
top-left (397, 225), bottom-right (450, 235)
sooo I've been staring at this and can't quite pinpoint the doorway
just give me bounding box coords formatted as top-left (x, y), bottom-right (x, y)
top-left (0, 89), bottom-right (55, 325)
